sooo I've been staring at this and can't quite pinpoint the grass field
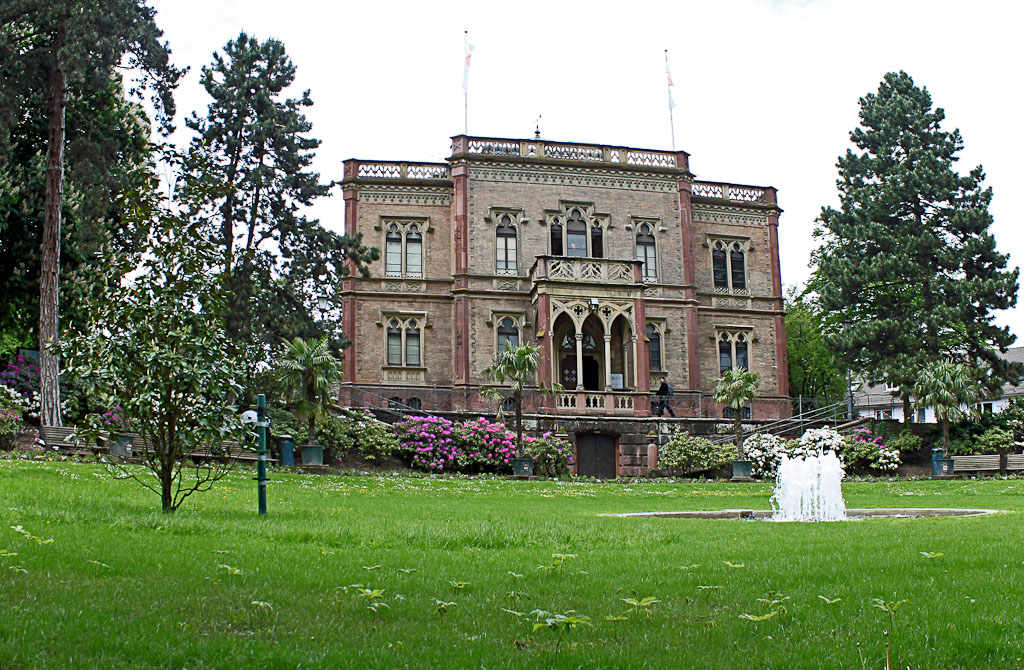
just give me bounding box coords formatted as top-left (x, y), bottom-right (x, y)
top-left (1, 456), bottom-right (1023, 669)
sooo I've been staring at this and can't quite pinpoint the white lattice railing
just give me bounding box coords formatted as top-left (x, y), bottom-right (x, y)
top-left (714, 286), bottom-right (749, 295)
top-left (556, 393), bottom-right (576, 409)
top-left (692, 181), bottom-right (770, 204)
top-left (353, 161), bottom-right (450, 180)
top-left (614, 394), bottom-right (634, 410)
top-left (453, 136), bottom-right (680, 169)
top-left (585, 394), bottom-right (604, 409)
top-left (542, 258), bottom-right (637, 283)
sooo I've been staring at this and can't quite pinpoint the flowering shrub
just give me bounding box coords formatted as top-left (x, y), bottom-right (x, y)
top-left (742, 432), bottom-right (789, 478)
top-left (0, 392), bottom-right (22, 448)
top-left (523, 432), bottom-right (573, 476)
top-left (394, 415), bottom-right (460, 471)
top-left (798, 427), bottom-right (848, 456)
top-left (317, 409), bottom-right (400, 463)
top-left (842, 427), bottom-right (900, 472)
top-left (660, 430), bottom-right (734, 474)
top-left (455, 417), bottom-right (516, 471)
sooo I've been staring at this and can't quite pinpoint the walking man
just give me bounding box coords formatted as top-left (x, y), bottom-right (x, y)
top-left (654, 377), bottom-right (675, 417)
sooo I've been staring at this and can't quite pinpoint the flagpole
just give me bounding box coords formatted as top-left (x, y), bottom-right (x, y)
top-left (665, 50), bottom-right (676, 151)
top-left (463, 31), bottom-right (472, 135)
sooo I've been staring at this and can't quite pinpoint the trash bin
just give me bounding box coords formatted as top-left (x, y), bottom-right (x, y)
top-left (278, 434), bottom-right (294, 467)
top-left (931, 447), bottom-right (943, 477)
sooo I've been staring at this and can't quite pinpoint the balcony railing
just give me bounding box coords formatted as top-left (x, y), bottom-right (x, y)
top-left (691, 181), bottom-right (775, 206)
top-left (451, 135), bottom-right (685, 171)
top-left (343, 160), bottom-right (450, 181)
top-left (531, 256), bottom-right (641, 284)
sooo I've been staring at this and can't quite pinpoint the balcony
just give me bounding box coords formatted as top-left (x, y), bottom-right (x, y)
top-left (530, 256), bottom-right (642, 285)
top-left (450, 135), bottom-right (688, 172)
top-left (342, 160), bottom-right (450, 183)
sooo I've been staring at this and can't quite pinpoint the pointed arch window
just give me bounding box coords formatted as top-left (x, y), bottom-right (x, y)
top-left (635, 223), bottom-right (657, 281)
top-left (646, 323), bottom-right (662, 371)
top-left (566, 209), bottom-right (588, 257)
top-left (384, 315), bottom-right (425, 367)
top-left (497, 317), bottom-right (520, 351)
top-left (495, 214), bottom-right (518, 275)
top-left (717, 329), bottom-right (752, 375)
top-left (382, 219), bottom-right (426, 278)
top-left (711, 239), bottom-right (749, 293)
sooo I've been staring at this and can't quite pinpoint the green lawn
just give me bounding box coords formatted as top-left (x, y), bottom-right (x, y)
top-left (1, 456), bottom-right (1023, 669)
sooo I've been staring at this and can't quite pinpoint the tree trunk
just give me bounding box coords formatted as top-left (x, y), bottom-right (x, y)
top-left (902, 396), bottom-right (912, 424)
top-left (160, 456), bottom-right (174, 512)
top-left (39, 13), bottom-right (68, 428)
top-left (734, 407), bottom-right (744, 460)
top-left (942, 418), bottom-right (949, 457)
top-left (515, 390), bottom-right (524, 458)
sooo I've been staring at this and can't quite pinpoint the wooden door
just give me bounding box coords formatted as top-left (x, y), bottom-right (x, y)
top-left (576, 434), bottom-right (616, 479)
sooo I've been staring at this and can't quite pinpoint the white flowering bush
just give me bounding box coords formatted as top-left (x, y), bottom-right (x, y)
top-left (659, 430), bottom-right (734, 474)
top-left (797, 427), bottom-right (848, 457)
top-left (742, 432), bottom-right (789, 478)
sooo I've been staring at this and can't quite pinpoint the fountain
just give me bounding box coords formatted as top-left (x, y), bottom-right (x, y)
top-left (770, 451), bottom-right (847, 522)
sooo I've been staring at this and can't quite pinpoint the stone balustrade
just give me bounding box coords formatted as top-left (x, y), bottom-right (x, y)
top-left (343, 160), bottom-right (450, 181)
top-left (450, 135), bottom-right (686, 171)
top-left (691, 181), bottom-right (775, 205)
top-left (531, 256), bottom-right (641, 284)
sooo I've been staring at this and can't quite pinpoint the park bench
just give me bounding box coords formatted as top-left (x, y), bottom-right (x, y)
top-left (1006, 454), bottom-right (1024, 471)
top-left (951, 454), bottom-right (1008, 475)
top-left (39, 426), bottom-right (108, 457)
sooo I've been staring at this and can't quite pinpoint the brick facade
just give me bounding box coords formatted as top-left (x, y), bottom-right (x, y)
top-left (338, 136), bottom-right (790, 475)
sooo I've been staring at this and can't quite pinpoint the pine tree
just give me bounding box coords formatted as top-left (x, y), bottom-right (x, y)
top-left (186, 33), bottom-right (377, 395)
top-left (811, 71), bottom-right (1021, 414)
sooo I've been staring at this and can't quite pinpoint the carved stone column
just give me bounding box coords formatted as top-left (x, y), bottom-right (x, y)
top-left (575, 332), bottom-right (584, 391)
top-left (603, 334), bottom-right (613, 391)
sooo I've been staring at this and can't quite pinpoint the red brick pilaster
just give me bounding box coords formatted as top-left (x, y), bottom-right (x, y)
top-left (765, 187), bottom-right (788, 396)
top-left (341, 183), bottom-right (359, 383)
top-left (453, 165), bottom-right (469, 274)
top-left (634, 297), bottom-right (649, 416)
top-left (678, 179), bottom-right (701, 392)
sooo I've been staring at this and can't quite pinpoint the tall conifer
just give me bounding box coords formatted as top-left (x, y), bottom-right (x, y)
top-left (811, 71), bottom-right (1020, 414)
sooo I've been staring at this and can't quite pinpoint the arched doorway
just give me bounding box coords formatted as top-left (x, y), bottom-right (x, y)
top-left (552, 314), bottom-right (604, 391)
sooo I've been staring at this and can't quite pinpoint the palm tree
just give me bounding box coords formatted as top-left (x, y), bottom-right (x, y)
top-left (480, 343), bottom-right (560, 458)
top-left (277, 336), bottom-right (342, 441)
top-left (912, 359), bottom-right (978, 457)
top-left (712, 367), bottom-right (760, 460)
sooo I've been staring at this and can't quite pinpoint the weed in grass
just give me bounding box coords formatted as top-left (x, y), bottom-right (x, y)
top-left (621, 596), bottom-right (661, 618)
top-left (434, 599), bottom-right (457, 615)
top-left (872, 597), bottom-right (909, 670)
top-left (920, 551), bottom-right (944, 559)
top-left (723, 561), bottom-right (745, 568)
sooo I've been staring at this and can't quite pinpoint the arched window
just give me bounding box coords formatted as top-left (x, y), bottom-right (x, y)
top-left (406, 397), bottom-right (422, 411)
top-left (646, 323), bottom-right (662, 371)
top-left (383, 220), bottom-right (426, 278)
top-left (718, 330), bottom-right (752, 375)
top-left (405, 225), bottom-right (422, 278)
top-left (590, 222), bottom-right (604, 258)
top-left (636, 224), bottom-right (657, 281)
top-left (711, 239), bottom-right (748, 292)
top-left (566, 209), bottom-right (588, 257)
top-left (550, 217), bottom-right (563, 255)
top-left (386, 319), bottom-right (403, 365)
top-left (384, 316), bottom-right (425, 367)
top-left (405, 323), bottom-right (420, 366)
top-left (496, 215), bottom-right (517, 274)
top-left (497, 317), bottom-right (519, 351)
top-left (385, 225), bottom-right (403, 277)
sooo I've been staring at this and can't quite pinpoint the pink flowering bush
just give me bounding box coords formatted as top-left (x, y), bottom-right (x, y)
top-left (0, 399), bottom-right (21, 449)
top-left (523, 432), bottom-right (574, 476)
top-left (393, 415), bottom-right (460, 471)
top-left (843, 427), bottom-right (900, 472)
top-left (455, 417), bottom-right (516, 472)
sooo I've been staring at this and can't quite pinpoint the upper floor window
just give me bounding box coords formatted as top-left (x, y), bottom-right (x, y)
top-left (711, 239), bottom-right (748, 293)
top-left (635, 223), bottom-right (657, 282)
top-left (717, 330), bottom-right (750, 375)
top-left (496, 214), bottom-right (518, 275)
top-left (385, 316), bottom-right (422, 367)
top-left (646, 323), bottom-right (663, 372)
top-left (383, 220), bottom-right (424, 278)
top-left (497, 317), bottom-right (520, 351)
top-left (548, 205), bottom-right (607, 258)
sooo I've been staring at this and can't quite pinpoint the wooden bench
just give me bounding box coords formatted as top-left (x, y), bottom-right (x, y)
top-left (952, 454), bottom-right (1003, 475)
top-left (188, 440), bottom-right (278, 465)
top-left (39, 426), bottom-right (109, 457)
top-left (1005, 454), bottom-right (1024, 471)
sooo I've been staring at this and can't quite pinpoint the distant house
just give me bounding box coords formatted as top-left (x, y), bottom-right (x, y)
top-left (852, 347), bottom-right (1024, 422)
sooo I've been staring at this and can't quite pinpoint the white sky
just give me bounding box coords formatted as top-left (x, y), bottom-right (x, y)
top-left (150, 0), bottom-right (1024, 340)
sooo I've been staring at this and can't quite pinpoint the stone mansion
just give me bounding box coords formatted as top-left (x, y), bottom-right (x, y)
top-left (338, 135), bottom-right (790, 475)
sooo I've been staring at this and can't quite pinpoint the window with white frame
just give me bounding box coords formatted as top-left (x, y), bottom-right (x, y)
top-left (710, 238), bottom-right (748, 293)
top-left (495, 214), bottom-right (518, 275)
top-left (496, 316), bottom-right (520, 352)
top-left (717, 329), bottom-right (751, 375)
top-left (383, 219), bottom-right (424, 278)
top-left (635, 222), bottom-right (657, 281)
top-left (385, 316), bottom-right (423, 367)
top-left (547, 205), bottom-right (607, 258)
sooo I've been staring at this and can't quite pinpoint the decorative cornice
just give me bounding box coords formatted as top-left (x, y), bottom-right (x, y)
top-left (467, 164), bottom-right (679, 194)
top-left (691, 205), bottom-right (770, 227)
top-left (355, 184), bottom-right (453, 206)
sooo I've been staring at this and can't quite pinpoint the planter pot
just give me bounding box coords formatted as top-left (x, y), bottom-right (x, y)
top-left (299, 444), bottom-right (324, 466)
top-left (512, 457), bottom-right (535, 477)
top-left (731, 460), bottom-right (754, 481)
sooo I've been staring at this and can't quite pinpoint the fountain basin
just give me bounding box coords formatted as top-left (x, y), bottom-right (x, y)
top-left (599, 508), bottom-right (1009, 521)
